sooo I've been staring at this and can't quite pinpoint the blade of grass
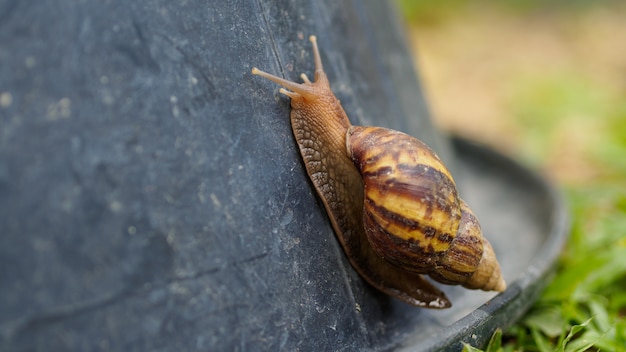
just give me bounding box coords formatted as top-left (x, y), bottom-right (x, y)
top-left (556, 318), bottom-right (591, 352)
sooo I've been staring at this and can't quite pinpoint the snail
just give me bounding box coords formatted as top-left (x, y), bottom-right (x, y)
top-left (251, 36), bottom-right (505, 308)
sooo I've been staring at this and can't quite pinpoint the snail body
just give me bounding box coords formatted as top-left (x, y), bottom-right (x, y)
top-left (252, 36), bottom-right (505, 308)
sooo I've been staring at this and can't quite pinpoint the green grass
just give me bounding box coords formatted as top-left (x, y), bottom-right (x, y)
top-left (489, 183), bottom-right (626, 351)
top-left (396, 0), bottom-right (624, 23)
top-left (463, 92), bottom-right (626, 350)
top-left (395, 1), bottom-right (626, 351)
top-left (496, 112), bottom-right (626, 351)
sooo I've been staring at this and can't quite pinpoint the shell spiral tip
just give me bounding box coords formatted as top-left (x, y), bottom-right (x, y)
top-left (466, 239), bottom-right (506, 292)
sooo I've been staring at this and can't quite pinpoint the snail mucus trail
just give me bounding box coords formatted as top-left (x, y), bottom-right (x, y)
top-left (251, 35), bottom-right (505, 308)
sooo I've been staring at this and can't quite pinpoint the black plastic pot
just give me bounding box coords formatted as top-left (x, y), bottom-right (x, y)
top-left (0, 0), bottom-right (568, 351)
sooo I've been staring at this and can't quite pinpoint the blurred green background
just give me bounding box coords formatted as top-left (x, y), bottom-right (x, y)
top-left (395, 1), bottom-right (626, 351)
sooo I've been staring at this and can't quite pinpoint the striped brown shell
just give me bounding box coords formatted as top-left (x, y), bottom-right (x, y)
top-left (347, 126), bottom-right (505, 291)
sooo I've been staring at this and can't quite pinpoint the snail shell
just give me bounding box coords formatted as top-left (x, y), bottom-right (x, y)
top-left (252, 36), bottom-right (505, 308)
top-left (348, 126), bottom-right (504, 291)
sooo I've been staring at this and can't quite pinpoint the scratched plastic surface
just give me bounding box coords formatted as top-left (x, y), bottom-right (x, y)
top-left (0, 0), bottom-right (567, 351)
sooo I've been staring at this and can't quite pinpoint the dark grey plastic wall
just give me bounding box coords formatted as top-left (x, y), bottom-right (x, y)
top-left (0, 0), bottom-right (458, 351)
